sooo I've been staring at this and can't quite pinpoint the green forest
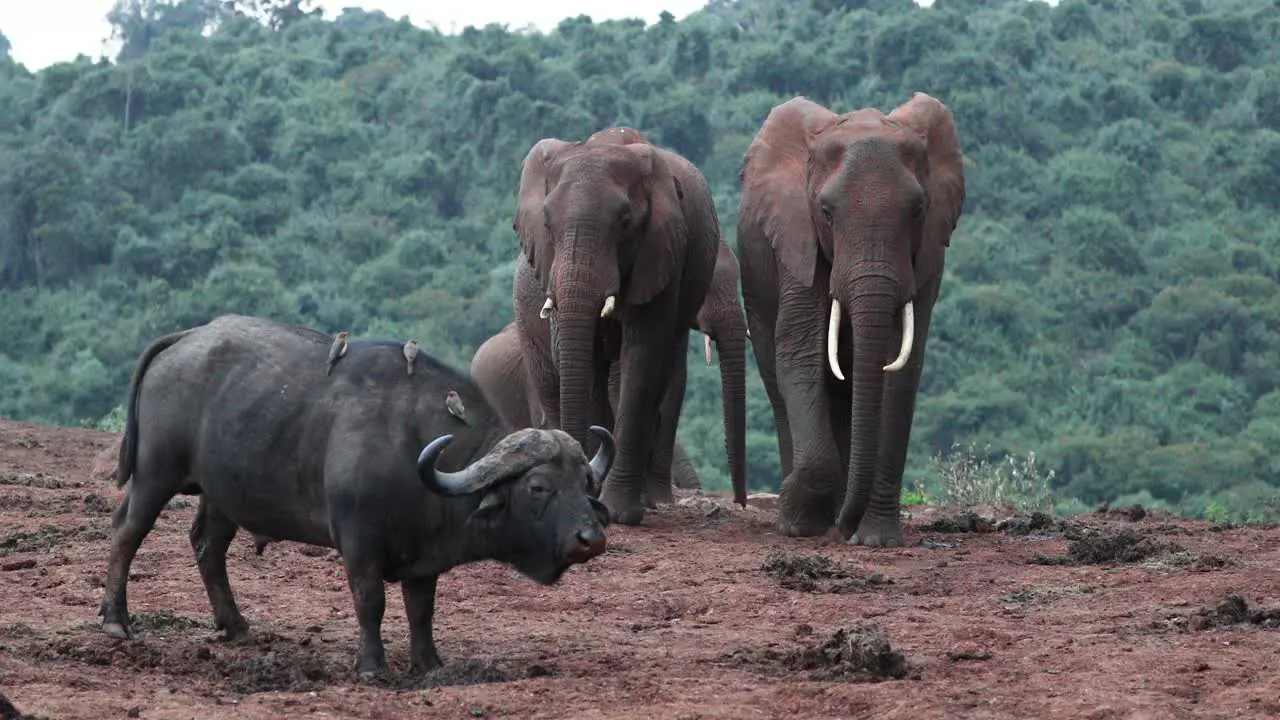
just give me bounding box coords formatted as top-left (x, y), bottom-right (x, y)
top-left (2, 0), bottom-right (1279, 522)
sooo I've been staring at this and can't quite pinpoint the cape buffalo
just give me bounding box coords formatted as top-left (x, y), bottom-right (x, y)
top-left (100, 314), bottom-right (616, 679)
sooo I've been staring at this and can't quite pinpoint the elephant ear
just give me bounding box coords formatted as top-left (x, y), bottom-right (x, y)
top-left (738, 97), bottom-right (838, 288)
top-left (624, 145), bottom-right (687, 306)
top-left (514, 138), bottom-right (577, 286)
top-left (888, 93), bottom-right (967, 269)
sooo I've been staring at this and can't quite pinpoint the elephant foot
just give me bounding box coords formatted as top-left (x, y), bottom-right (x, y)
top-left (844, 514), bottom-right (905, 548)
top-left (644, 480), bottom-right (675, 507)
top-left (600, 484), bottom-right (646, 526)
top-left (776, 474), bottom-right (837, 538)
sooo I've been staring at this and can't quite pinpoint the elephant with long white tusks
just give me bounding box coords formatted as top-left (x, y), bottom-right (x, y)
top-left (737, 92), bottom-right (967, 547)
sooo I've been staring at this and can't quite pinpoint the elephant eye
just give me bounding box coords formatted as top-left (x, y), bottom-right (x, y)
top-left (619, 208), bottom-right (632, 227)
top-left (912, 197), bottom-right (928, 220)
top-left (820, 203), bottom-right (833, 225)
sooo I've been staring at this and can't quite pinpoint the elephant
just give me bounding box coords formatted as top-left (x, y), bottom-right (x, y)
top-left (471, 322), bottom-right (705, 490)
top-left (474, 236), bottom-right (749, 501)
top-left (736, 93), bottom-right (966, 546)
top-left (511, 127), bottom-right (721, 525)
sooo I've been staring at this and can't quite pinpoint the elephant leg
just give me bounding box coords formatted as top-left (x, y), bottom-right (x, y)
top-left (671, 442), bottom-right (701, 490)
top-left (600, 312), bottom-right (683, 526)
top-left (739, 237), bottom-right (792, 482)
top-left (844, 283), bottom-right (939, 547)
top-left (773, 290), bottom-right (843, 537)
top-left (748, 313), bottom-right (793, 483)
top-left (644, 333), bottom-right (687, 507)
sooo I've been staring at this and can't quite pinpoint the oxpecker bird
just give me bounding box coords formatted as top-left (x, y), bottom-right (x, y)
top-left (326, 331), bottom-right (350, 376)
top-left (445, 390), bottom-right (469, 425)
top-left (403, 339), bottom-right (420, 376)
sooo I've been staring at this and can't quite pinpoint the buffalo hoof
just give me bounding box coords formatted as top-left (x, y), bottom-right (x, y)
top-left (103, 621), bottom-right (132, 640)
top-left (844, 516), bottom-right (905, 548)
top-left (216, 619), bottom-right (251, 644)
top-left (410, 654), bottom-right (444, 675)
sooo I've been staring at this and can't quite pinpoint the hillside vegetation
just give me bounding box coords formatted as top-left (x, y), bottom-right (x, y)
top-left (2, 0), bottom-right (1279, 521)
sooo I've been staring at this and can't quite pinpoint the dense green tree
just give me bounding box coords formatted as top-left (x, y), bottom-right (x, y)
top-left (2, 0), bottom-right (1279, 521)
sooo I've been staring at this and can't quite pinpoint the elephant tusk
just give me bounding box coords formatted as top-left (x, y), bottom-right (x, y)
top-left (540, 298), bottom-right (554, 319)
top-left (827, 298), bottom-right (845, 381)
top-left (600, 295), bottom-right (616, 318)
top-left (883, 300), bottom-right (915, 373)
top-left (704, 333), bottom-right (713, 366)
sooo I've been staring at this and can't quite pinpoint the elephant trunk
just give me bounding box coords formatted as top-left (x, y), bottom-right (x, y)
top-left (549, 225), bottom-right (616, 459)
top-left (832, 268), bottom-right (903, 532)
top-left (713, 328), bottom-right (749, 507)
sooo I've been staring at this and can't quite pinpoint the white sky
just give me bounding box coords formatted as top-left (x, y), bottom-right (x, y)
top-left (0, 0), bottom-right (714, 71)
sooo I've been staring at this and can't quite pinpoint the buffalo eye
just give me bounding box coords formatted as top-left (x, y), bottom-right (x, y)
top-left (528, 479), bottom-right (550, 495)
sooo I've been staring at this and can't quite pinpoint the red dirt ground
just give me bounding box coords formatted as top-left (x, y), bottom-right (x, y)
top-left (1, 417), bottom-right (1279, 719)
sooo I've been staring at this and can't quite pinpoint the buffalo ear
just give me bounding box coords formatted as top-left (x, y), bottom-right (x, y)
top-left (888, 92), bottom-right (966, 282)
top-left (466, 490), bottom-right (506, 526)
top-left (514, 138), bottom-right (576, 286)
top-left (625, 147), bottom-right (686, 306)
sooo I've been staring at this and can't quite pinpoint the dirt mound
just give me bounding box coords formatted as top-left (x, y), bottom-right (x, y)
top-left (996, 512), bottom-right (1092, 540)
top-left (0, 524), bottom-right (107, 557)
top-left (760, 550), bottom-right (891, 593)
top-left (786, 623), bottom-right (908, 682)
top-left (719, 622), bottom-right (908, 683)
top-left (918, 511), bottom-right (994, 533)
top-left (222, 648), bottom-right (344, 693)
top-left (1093, 501), bottom-right (1153, 521)
top-left (1026, 528), bottom-right (1231, 569)
top-left (1187, 596), bottom-right (1280, 631)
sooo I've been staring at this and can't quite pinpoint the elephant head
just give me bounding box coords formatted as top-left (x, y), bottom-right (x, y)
top-left (741, 93), bottom-right (965, 536)
top-left (513, 135), bottom-right (692, 451)
top-left (695, 241), bottom-right (750, 506)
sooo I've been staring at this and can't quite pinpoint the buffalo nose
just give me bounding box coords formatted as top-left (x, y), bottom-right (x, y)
top-left (568, 527), bottom-right (606, 562)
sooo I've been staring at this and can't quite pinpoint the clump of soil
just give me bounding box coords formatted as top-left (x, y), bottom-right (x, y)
top-left (0, 473), bottom-right (81, 490)
top-left (82, 493), bottom-right (115, 516)
top-left (997, 512), bottom-right (1092, 540)
top-left (223, 648), bottom-right (341, 693)
top-left (1031, 529), bottom-right (1177, 566)
top-left (410, 659), bottom-right (524, 689)
top-left (1187, 596), bottom-right (1280, 631)
top-left (0, 692), bottom-right (43, 720)
top-left (0, 524), bottom-right (106, 557)
top-left (918, 512), bottom-right (993, 534)
top-left (761, 551), bottom-right (891, 593)
top-left (128, 611), bottom-right (210, 636)
top-left (1094, 501), bottom-right (1148, 522)
top-left (786, 623), bottom-right (908, 682)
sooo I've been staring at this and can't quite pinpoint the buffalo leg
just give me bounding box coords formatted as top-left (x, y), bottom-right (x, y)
top-left (100, 480), bottom-right (174, 640)
top-left (189, 498), bottom-right (249, 641)
top-left (401, 575), bottom-right (442, 673)
top-left (343, 557), bottom-right (387, 679)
